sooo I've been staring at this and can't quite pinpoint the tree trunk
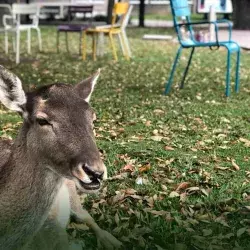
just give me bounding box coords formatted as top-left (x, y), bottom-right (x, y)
top-left (107, 0), bottom-right (115, 24)
top-left (139, 0), bottom-right (145, 27)
top-left (232, 0), bottom-right (250, 29)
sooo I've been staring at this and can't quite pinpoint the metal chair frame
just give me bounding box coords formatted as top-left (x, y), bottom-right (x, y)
top-left (57, 5), bottom-right (93, 54)
top-left (165, 0), bottom-right (241, 97)
top-left (82, 2), bottom-right (130, 61)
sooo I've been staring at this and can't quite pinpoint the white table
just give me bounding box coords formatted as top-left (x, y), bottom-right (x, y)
top-left (37, 2), bottom-right (103, 19)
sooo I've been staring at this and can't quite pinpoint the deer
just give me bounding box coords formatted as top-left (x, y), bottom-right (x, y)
top-left (0, 65), bottom-right (122, 250)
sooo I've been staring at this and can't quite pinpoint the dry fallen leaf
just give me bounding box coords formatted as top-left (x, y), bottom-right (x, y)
top-left (150, 135), bottom-right (163, 141)
top-left (239, 137), bottom-right (250, 147)
top-left (122, 164), bottom-right (134, 172)
top-left (214, 166), bottom-right (230, 171)
top-left (135, 177), bottom-right (149, 185)
top-left (112, 191), bottom-right (125, 204)
top-left (169, 191), bottom-right (180, 198)
top-left (139, 163), bottom-right (151, 173)
top-left (176, 182), bottom-right (190, 192)
top-left (232, 160), bottom-right (240, 171)
top-left (161, 184), bottom-right (168, 191)
top-left (164, 146), bottom-right (174, 151)
top-left (125, 188), bottom-right (137, 195)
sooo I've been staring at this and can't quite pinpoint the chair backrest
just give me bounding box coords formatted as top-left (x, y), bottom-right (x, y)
top-left (0, 4), bottom-right (12, 15)
top-left (67, 5), bottom-right (93, 22)
top-left (170, 0), bottom-right (191, 18)
top-left (111, 2), bottom-right (129, 27)
top-left (12, 4), bottom-right (40, 26)
top-left (68, 5), bottom-right (93, 14)
top-left (12, 4), bottom-right (39, 16)
top-left (169, 0), bottom-right (194, 45)
top-left (121, 5), bottom-right (133, 29)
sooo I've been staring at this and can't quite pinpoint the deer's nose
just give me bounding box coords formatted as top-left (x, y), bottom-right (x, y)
top-left (82, 164), bottom-right (104, 180)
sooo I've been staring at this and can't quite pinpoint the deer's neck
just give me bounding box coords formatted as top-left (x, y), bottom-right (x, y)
top-left (0, 137), bottom-right (63, 249)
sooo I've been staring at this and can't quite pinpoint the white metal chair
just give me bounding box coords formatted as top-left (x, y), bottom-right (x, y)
top-left (0, 4), bottom-right (12, 53)
top-left (3, 3), bottom-right (42, 64)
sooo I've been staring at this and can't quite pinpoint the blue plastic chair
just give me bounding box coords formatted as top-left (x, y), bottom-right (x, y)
top-left (165, 0), bottom-right (240, 97)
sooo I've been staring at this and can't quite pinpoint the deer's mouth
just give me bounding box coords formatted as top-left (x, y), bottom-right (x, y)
top-left (72, 163), bottom-right (102, 191)
top-left (79, 178), bottom-right (101, 190)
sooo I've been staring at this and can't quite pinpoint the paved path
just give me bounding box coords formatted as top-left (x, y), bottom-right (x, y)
top-left (131, 19), bottom-right (250, 49)
top-left (218, 30), bottom-right (250, 49)
top-left (130, 19), bottom-right (231, 28)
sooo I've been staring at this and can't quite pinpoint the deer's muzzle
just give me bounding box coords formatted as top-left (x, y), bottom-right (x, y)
top-left (71, 163), bottom-right (104, 191)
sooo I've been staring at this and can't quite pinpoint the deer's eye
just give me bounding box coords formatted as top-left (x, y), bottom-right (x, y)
top-left (36, 118), bottom-right (51, 126)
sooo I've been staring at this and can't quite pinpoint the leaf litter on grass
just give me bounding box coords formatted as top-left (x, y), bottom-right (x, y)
top-left (0, 27), bottom-right (250, 249)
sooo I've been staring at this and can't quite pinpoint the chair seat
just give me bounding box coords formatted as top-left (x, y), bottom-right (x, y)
top-left (182, 39), bottom-right (240, 52)
top-left (58, 24), bottom-right (90, 32)
top-left (86, 27), bottom-right (121, 34)
top-left (19, 24), bottom-right (37, 30)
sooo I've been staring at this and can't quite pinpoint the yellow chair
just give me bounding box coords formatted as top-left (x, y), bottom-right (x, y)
top-left (82, 2), bottom-right (130, 61)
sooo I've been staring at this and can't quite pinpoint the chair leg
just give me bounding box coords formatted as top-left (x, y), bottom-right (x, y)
top-left (180, 47), bottom-right (195, 89)
top-left (122, 30), bottom-right (132, 58)
top-left (118, 33), bottom-right (125, 56)
top-left (79, 31), bottom-right (82, 55)
top-left (36, 27), bottom-right (42, 51)
top-left (4, 30), bottom-right (8, 54)
top-left (235, 49), bottom-right (240, 93)
top-left (16, 29), bottom-right (20, 64)
top-left (120, 32), bottom-right (129, 60)
top-left (27, 28), bottom-right (31, 54)
top-left (65, 32), bottom-right (69, 53)
top-left (57, 31), bottom-right (60, 53)
top-left (164, 46), bottom-right (183, 95)
top-left (12, 33), bottom-right (16, 53)
top-left (92, 34), bottom-right (97, 61)
top-left (82, 31), bottom-right (87, 60)
top-left (109, 33), bottom-right (118, 61)
top-left (225, 50), bottom-right (231, 97)
top-left (96, 32), bottom-right (105, 57)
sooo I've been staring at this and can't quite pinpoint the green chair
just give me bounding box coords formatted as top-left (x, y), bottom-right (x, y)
top-left (165, 0), bottom-right (240, 97)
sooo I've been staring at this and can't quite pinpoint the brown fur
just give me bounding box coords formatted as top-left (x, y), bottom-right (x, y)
top-left (0, 66), bottom-right (122, 250)
top-left (0, 67), bottom-right (106, 250)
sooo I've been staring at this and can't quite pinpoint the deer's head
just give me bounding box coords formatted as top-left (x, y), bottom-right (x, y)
top-left (0, 65), bottom-right (106, 193)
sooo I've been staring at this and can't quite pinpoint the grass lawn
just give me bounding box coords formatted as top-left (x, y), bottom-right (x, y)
top-left (0, 26), bottom-right (250, 250)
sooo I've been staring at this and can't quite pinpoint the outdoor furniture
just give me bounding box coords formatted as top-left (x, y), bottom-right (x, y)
top-left (165, 0), bottom-right (240, 97)
top-left (57, 5), bottom-right (93, 54)
top-left (82, 2), bottom-right (131, 61)
top-left (0, 4), bottom-right (12, 53)
top-left (3, 3), bottom-right (42, 64)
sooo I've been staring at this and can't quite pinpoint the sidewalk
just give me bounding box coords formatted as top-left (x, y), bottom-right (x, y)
top-left (219, 30), bottom-right (250, 50)
top-left (130, 19), bottom-right (231, 28)
top-left (131, 19), bottom-right (250, 50)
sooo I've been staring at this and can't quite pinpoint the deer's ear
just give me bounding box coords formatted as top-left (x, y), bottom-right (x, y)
top-left (0, 65), bottom-right (27, 117)
top-left (74, 69), bottom-right (100, 103)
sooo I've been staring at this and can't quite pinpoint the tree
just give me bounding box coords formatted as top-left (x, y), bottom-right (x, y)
top-left (139, 0), bottom-right (145, 27)
top-left (107, 0), bottom-right (115, 24)
top-left (232, 0), bottom-right (250, 29)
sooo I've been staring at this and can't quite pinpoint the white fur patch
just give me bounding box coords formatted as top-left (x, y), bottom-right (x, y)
top-left (55, 182), bottom-right (71, 228)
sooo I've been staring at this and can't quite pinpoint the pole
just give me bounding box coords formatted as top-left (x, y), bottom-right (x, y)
top-left (107, 0), bottom-right (114, 24)
top-left (139, 0), bottom-right (145, 27)
top-left (209, 4), bottom-right (216, 41)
